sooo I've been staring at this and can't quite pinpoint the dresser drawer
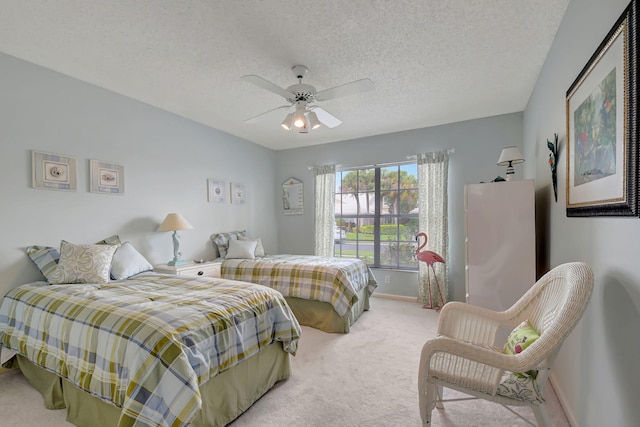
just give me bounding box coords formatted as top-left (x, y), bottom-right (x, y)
top-left (154, 261), bottom-right (221, 278)
top-left (176, 263), bottom-right (221, 278)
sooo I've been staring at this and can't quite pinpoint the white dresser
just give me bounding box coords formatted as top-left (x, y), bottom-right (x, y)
top-left (464, 179), bottom-right (536, 312)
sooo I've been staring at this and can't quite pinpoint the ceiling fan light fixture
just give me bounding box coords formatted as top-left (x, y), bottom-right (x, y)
top-left (307, 111), bottom-right (322, 129)
top-left (293, 108), bottom-right (306, 128)
top-left (281, 113), bottom-right (294, 130)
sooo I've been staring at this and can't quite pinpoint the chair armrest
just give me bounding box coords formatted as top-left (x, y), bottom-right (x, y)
top-left (421, 336), bottom-right (539, 376)
top-left (437, 302), bottom-right (515, 347)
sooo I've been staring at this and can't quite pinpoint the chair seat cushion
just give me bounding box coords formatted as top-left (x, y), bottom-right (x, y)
top-left (496, 371), bottom-right (545, 404)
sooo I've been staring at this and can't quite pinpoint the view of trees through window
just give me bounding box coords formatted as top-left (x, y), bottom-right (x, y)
top-left (334, 163), bottom-right (419, 270)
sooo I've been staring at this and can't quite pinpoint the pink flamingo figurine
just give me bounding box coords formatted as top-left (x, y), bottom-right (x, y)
top-left (416, 232), bottom-right (445, 310)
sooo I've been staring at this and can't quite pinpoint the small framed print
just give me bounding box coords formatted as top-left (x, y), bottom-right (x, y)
top-left (32, 151), bottom-right (77, 191)
top-left (230, 182), bottom-right (246, 205)
top-left (207, 178), bottom-right (226, 203)
top-left (90, 160), bottom-right (124, 195)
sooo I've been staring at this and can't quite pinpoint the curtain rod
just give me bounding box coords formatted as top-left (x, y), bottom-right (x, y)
top-left (307, 148), bottom-right (455, 171)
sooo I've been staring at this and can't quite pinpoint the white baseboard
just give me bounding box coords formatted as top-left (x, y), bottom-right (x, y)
top-left (372, 293), bottom-right (417, 303)
top-left (549, 373), bottom-right (578, 427)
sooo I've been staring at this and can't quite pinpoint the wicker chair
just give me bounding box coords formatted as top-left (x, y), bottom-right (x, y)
top-left (418, 262), bottom-right (593, 426)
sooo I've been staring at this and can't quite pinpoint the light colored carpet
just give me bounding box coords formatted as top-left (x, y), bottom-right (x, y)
top-left (0, 297), bottom-right (569, 426)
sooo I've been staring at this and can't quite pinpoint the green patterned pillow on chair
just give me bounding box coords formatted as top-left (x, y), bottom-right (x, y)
top-left (504, 320), bottom-right (540, 378)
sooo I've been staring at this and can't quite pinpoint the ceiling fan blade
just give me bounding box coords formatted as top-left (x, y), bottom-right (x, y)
top-left (241, 75), bottom-right (293, 99)
top-left (312, 107), bottom-right (342, 128)
top-left (244, 105), bottom-right (292, 123)
top-left (315, 78), bottom-right (374, 102)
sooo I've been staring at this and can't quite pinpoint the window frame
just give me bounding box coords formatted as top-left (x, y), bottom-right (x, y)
top-left (334, 161), bottom-right (419, 271)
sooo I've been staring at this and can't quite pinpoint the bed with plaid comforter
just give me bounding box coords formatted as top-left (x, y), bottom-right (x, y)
top-left (0, 272), bottom-right (301, 427)
top-left (221, 255), bottom-right (377, 319)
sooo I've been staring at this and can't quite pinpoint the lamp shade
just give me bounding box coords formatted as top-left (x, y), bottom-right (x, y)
top-left (497, 146), bottom-right (525, 166)
top-left (293, 108), bottom-right (306, 128)
top-left (281, 113), bottom-right (294, 130)
top-left (308, 111), bottom-right (322, 129)
top-left (158, 213), bottom-right (194, 232)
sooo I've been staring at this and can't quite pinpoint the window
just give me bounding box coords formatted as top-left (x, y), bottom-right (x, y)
top-left (334, 163), bottom-right (419, 270)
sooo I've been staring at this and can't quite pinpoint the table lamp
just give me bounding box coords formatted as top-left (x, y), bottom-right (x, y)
top-left (497, 146), bottom-right (525, 181)
top-left (158, 213), bottom-right (193, 266)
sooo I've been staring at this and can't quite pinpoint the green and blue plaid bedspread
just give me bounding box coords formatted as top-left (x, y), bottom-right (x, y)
top-left (0, 273), bottom-right (301, 427)
top-left (221, 255), bottom-right (377, 319)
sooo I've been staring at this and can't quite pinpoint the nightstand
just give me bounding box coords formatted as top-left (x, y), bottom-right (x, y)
top-left (154, 260), bottom-right (221, 278)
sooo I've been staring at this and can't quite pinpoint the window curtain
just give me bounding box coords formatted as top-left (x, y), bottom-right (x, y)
top-left (313, 164), bottom-right (336, 257)
top-left (417, 151), bottom-right (449, 308)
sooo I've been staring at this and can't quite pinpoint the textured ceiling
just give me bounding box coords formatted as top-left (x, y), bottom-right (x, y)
top-left (0, 1), bottom-right (569, 151)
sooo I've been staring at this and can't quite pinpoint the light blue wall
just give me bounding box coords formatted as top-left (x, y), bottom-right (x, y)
top-left (275, 113), bottom-right (524, 299)
top-left (523, 0), bottom-right (639, 425)
top-left (0, 52), bottom-right (278, 298)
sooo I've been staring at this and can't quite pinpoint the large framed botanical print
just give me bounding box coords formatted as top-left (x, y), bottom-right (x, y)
top-left (566, 0), bottom-right (638, 217)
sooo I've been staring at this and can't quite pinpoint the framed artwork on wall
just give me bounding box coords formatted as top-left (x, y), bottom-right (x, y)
top-left (565, 0), bottom-right (638, 217)
top-left (230, 182), bottom-right (246, 205)
top-left (90, 160), bottom-right (124, 195)
top-left (32, 151), bottom-right (77, 191)
top-left (207, 178), bottom-right (226, 203)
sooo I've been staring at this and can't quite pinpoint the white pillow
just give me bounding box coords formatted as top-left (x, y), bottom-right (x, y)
top-left (225, 239), bottom-right (257, 259)
top-left (111, 241), bottom-right (153, 280)
top-left (238, 235), bottom-right (265, 257)
top-left (49, 241), bottom-right (118, 284)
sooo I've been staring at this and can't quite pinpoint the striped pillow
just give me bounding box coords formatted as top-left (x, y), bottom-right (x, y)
top-left (26, 245), bottom-right (60, 281)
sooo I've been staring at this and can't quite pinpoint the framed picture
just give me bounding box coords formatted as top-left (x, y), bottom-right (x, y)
top-left (230, 182), bottom-right (246, 205)
top-left (207, 178), bottom-right (226, 203)
top-left (282, 177), bottom-right (303, 215)
top-left (90, 160), bottom-right (124, 195)
top-left (32, 151), bottom-right (77, 191)
top-left (565, 0), bottom-right (638, 217)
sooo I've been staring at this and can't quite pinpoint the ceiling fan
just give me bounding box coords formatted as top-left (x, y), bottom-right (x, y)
top-left (241, 65), bottom-right (374, 133)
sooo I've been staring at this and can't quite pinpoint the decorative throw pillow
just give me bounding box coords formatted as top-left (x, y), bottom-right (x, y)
top-left (210, 230), bottom-right (246, 258)
top-left (48, 241), bottom-right (118, 284)
top-left (26, 245), bottom-right (60, 281)
top-left (238, 235), bottom-right (265, 257)
top-left (225, 239), bottom-right (257, 259)
top-left (504, 320), bottom-right (540, 378)
top-left (110, 241), bottom-right (153, 280)
top-left (27, 235), bottom-right (121, 281)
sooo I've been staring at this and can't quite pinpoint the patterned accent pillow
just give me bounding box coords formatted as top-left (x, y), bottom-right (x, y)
top-left (48, 241), bottom-right (118, 284)
top-left (110, 241), bottom-right (153, 280)
top-left (26, 246), bottom-right (60, 281)
top-left (238, 235), bottom-right (265, 257)
top-left (27, 235), bottom-right (122, 281)
top-left (210, 230), bottom-right (246, 258)
top-left (503, 320), bottom-right (540, 378)
top-left (496, 371), bottom-right (545, 404)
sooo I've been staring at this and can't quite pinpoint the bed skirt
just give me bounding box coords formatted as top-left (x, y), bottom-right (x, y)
top-left (15, 341), bottom-right (291, 427)
top-left (284, 285), bottom-right (371, 333)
